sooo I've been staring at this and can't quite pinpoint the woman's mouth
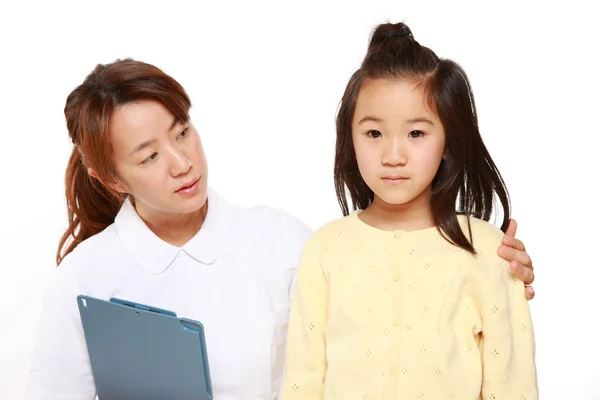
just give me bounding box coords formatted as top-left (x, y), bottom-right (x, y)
top-left (175, 177), bottom-right (200, 195)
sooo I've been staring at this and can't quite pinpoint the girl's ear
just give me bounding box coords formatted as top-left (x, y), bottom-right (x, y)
top-left (442, 148), bottom-right (450, 160)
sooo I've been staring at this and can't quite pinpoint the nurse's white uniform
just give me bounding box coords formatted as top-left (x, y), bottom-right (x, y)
top-left (26, 188), bottom-right (312, 400)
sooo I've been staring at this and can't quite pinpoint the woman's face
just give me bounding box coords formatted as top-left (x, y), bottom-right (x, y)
top-left (104, 100), bottom-right (209, 219)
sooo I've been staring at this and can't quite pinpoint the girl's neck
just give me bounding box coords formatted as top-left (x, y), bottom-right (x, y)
top-left (135, 200), bottom-right (209, 247)
top-left (359, 191), bottom-right (435, 232)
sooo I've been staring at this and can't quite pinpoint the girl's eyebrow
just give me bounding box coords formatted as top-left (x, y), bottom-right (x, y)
top-left (357, 115), bottom-right (383, 124)
top-left (358, 115), bottom-right (434, 125)
top-left (406, 117), bottom-right (434, 125)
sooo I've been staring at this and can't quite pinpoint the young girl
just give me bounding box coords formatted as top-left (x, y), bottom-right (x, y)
top-left (281, 22), bottom-right (538, 399)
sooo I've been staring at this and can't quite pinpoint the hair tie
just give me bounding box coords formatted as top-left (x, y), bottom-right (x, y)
top-left (388, 28), bottom-right (411, 39)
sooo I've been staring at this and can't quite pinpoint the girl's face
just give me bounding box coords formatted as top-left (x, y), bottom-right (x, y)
top-left (352, 78), bottom-right (446, 211)
top-left (102, 100), bottom-right (209, 220)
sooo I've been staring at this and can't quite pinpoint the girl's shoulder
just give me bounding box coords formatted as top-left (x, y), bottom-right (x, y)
top-left (457, 216), bottom-right (512, 279)
top-left (460, 215), bottom-right (506, 255)
top-left (301, 213), bottom-right (359, 249)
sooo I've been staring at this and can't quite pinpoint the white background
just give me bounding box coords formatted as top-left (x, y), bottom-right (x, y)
top-left (1, 0), bottom-right (598, 398)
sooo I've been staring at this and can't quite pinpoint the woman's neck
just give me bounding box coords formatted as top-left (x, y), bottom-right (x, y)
top-left (135, 200), bottom-right (209, 247)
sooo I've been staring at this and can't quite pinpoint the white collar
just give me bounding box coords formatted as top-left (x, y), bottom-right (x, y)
top-left (114, 187), bottom-right (231, 274)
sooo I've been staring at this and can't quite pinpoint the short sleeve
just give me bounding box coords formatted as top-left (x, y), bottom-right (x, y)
top-left (26, 255), bottom-right (97, 400)
top-left (261, 209), bottom-right (312, 399)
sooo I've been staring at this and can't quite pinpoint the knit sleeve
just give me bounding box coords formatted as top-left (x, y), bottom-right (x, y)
top-left (280, 235), bottom-right (329, 399)
top-left (479, 257), bottom-right (538, 399)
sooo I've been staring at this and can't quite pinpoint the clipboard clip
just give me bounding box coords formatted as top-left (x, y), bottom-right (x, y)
top-left (109, 297), bottom-right (178, 317)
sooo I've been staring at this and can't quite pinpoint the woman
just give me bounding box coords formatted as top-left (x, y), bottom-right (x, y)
top-left (26, 59), bottom-right (535, 399)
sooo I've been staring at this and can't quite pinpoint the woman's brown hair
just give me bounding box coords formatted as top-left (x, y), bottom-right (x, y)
top-left (57, 58), bottom-right (192, 265)
top-left (334, 23), bottom-right (511, 254)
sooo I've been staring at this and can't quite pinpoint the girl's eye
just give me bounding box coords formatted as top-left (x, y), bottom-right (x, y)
top-left (143, 153), bottom-right (158, 164)
top-left (177, 128), bottom-right (188, 139)
top-left (367, 130), bottom-right (382, 138)
top-left (409, 130), bottom-right (424, 138)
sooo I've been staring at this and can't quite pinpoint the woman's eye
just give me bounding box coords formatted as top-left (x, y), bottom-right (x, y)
top-left (367, 130), bottom-right (382, 138)
top-left (409, 130), bottom-right (424, 138)
top-left (143, 153), bottom-right (158, 164)
top-left (177, 128), bottom-right (188, 139)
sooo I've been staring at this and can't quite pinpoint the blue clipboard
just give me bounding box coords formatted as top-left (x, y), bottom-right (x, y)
top-left (77, 295), bottom-right (212, 400)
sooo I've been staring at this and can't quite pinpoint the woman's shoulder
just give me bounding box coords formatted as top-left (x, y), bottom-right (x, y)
top-left (57, 224), bottom-right (121, 273)
top-left (45, 224), bottom-right (121, 297)
top-left (233, 203), bottom-right (312, 240)
top-left (224, 201), bottom-right (314, 263)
